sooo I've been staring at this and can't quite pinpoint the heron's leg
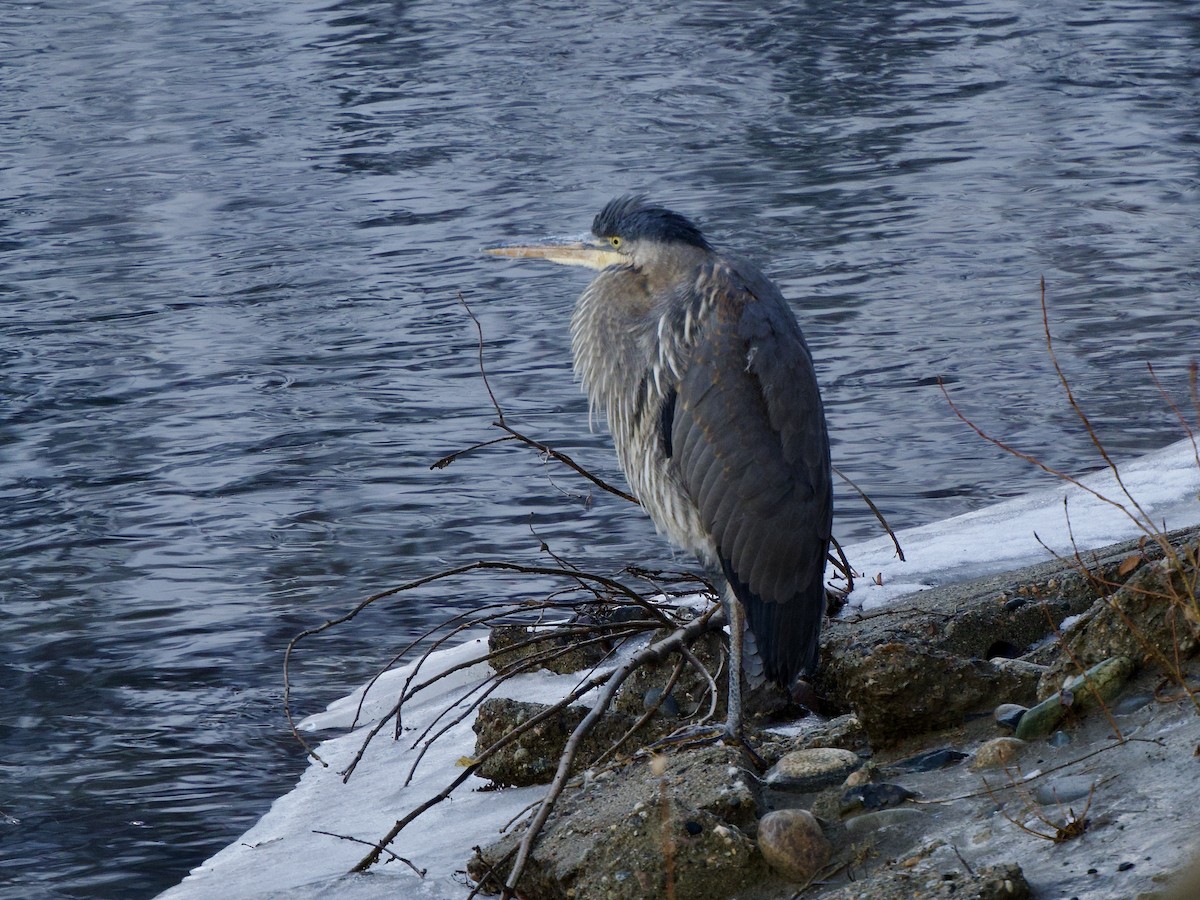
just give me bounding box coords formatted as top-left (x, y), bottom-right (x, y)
top-left (644, 589), bottom-right (753, 756)
top-left (723, 591), bottom-right (744, 740)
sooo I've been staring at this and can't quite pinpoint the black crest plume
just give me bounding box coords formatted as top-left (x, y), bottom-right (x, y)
top-left (592, 196), bottom-right (711, 250)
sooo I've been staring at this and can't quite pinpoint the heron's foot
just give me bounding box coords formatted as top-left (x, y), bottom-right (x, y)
top-left (646, 723), bottom-right (727, 752)
top-left (646, 724), bottom-right (766, 768)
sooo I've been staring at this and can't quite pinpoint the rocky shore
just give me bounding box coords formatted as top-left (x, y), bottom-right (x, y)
top-left (467, 526), bottom-right (1200, 899)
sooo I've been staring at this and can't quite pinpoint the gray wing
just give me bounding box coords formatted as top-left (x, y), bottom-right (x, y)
top-left (668, 261), bottom-right (832, 683)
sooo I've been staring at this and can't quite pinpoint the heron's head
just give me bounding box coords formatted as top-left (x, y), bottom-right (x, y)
top-left (485, 196), bottom-right (712, 274)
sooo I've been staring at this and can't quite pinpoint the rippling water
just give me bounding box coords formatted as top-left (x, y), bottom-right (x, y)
top-left (1, 1), bottom-right (1196, 896)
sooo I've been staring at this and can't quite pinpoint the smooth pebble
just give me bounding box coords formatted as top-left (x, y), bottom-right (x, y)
top-left (757, 809), bottom-right (831, 882)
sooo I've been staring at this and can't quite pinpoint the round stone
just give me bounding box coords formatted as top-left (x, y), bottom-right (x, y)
top-left (971, 737), bottom-right (1027, 770)
top-left (843, 767), bottom-right (873, 788)
top-left (1048, 730), bottom-right (1072, 747)
top-left (842, 807), bottom-right (926, 837)
top-left (993, 703), bottom-right (1028, 732)
top-left (1112, 691), bottom-right (1153, 716)
top-left (839, 782), bottom-right (916, 814)
top-left (765, 748), bottom-right (863, 793)
top-left (891, 747), bottom-right (968, 772)
top-left (757, 809), bottom-right (832, 883)
top-left (643, 688), bottom-right (680, 717)
top-left (1014, 694), bottom-right (1068, 741)
top-left (1034, 774), bottom-right (1096, 806)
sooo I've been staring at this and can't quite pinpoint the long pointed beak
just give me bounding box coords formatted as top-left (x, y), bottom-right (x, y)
top-left (484, 238), bottom-right (625, 271)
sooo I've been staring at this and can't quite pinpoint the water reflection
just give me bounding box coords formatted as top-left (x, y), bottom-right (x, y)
top-left (1, 0), bottom-right (1197, 895)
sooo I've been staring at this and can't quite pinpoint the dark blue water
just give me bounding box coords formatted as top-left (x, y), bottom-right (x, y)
top-left (1, 1), bottom-right (1196, 896)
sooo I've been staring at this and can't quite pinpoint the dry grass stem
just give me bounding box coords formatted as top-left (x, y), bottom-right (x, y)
top-left (941, 278), bottom-right (1199, 713)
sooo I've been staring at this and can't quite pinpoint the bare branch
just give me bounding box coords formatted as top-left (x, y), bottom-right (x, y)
top-left (313, 829), bottom-right (426, 876)
top-left (500, 612), bottom-right (723, 897)
top-left (1037, 276), bottom-right (1158, 529)
top-left (431, 435), bottom-right (518, 470)
top-left (939, 377), bottom-right (1149, 532)
top-left (495, 420), bottom-right (641, 504)
top-left (833, 464), bottom-right (905, 561)
top-left (430, 293), bottom-right (639, 504)
top-left (1147, 361), bottom-right (1200, 473)
top-left (457, 292), bottom-right (505, 426)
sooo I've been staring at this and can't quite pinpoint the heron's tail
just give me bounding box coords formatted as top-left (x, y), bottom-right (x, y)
top-left (721, 558), bottom-right (825, 687)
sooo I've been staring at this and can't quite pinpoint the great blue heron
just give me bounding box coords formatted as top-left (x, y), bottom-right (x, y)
top-left (487, 196), bottom-right (832, 738)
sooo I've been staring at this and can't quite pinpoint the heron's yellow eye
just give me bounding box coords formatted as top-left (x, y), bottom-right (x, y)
top-left (608, 236), bottom-right (623, 249)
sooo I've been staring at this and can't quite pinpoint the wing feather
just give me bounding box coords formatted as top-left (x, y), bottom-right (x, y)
top-left (669, 260), bottom-right (832, 683)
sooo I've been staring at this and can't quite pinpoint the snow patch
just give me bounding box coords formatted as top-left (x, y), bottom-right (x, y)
top-left (158, 438), bottom-right (1200, 900)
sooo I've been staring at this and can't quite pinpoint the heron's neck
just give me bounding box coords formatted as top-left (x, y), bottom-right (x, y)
top-left (639, 244), bottom-right (708, 300)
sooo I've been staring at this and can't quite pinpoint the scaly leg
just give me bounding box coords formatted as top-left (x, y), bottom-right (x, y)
top-left (722, 587), bottom-right (745, 741)
top-left (645, 588), bottom-right (755, 757)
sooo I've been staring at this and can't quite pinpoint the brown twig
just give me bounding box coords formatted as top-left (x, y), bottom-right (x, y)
top-left (347, 603), bottom-right (726, 879)
top-left (431, 293), bottom-right (639, 504)
top-left (915, 736), bottom-right (1162, 805)
top-left (592, 654), bottom-right (689, 769)
top-left (940, 377), bottom-right (1149, 530)
top-left (430, 434), bottom-right (519, 470)
top-left (833, 464), bottom-right (905, 561)
top-left (401, 623), bottom-right (655, 785)
top-left (827, 535), bottom-right (856, 603)
top-left (936, 278), bottom-right (1180, 548)
top-left (498, 612), bottom-right (723, 897)
top-left (466, 845), bottom-right (518, 900)
top-left (349, 660), bottom-right (622, 873)
top-left (458, 292), bottom-right (506, 427)
top-left (495, 420), bottom-right (641, 504)
top-left (679, 642), bottom-right (722, 723)
top-left (983, 775), bottom-right (1096, 843)
top-left (1147, 361), bottom-right (1200, 473)
top-left (313, 829), bottom-right (427, 876)
top-left (1036, 276), bottom-right (1158, 530)
top-left (284, 560), bottom-right (679, 766)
